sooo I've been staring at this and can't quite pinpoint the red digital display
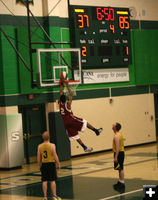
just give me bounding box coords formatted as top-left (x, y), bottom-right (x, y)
top-left (119, 16), bottom-right (129, 29)
top-left (77, 14), bottom-right (89, 28)
top-left (81, 46), bottom-right (87, 56)
top-left (76, 7), bottom-right (130, 30)
top-left (123, 46), bottom-right (129, 55)
top-left (110, 24), bottom-right (115, 33)
top-left (126, 46), bottom-right (129, 55)
top-left (96, 7), bottom-right (114, 21)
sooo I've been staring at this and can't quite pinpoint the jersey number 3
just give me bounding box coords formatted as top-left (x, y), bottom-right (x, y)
top-left (43, 150), bottom-right (48, 158)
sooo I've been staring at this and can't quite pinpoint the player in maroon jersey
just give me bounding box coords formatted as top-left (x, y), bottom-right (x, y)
top-left (58, 80), bottom-right (103, 152)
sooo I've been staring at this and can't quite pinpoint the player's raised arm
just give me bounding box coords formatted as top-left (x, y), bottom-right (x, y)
top-left (58, 80), bottom-right (64, 104)
top-left (65, 80), bottom-right (73, 105)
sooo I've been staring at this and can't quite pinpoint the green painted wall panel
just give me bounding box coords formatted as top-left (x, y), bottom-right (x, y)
top-left (133, 30), bottom-right (149, 85)
top-left (1, 26), bottom-right (20, 94)
top-left (133, 30), bottom-right (158, 85)
top-left (148, 31), bottom-right (158, 84)
top-left (61, 28), bottom-right (70, 42)
top-left (49, 27), bottom-right (61, 44)
top-left (0, 31), bottom-right (4, 93)
top-left (111, 85), bottom-right (149, 97)
top-left (61, 28), bottom-right (71, 48)
top-left (16, 26), bottom-right (32, 94)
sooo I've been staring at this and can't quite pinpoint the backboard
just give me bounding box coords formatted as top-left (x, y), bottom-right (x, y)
top-left (36, 48), bottom-right (82, 87)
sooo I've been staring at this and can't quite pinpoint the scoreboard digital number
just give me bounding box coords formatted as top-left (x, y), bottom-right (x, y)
top-left (69, 5), bottom-right (132, 69)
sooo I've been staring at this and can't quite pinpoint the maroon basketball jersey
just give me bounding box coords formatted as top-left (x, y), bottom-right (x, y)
top-left (59, 101), bottom-right (84, 137)
top-left (59, 101), bottom-right (73, 123)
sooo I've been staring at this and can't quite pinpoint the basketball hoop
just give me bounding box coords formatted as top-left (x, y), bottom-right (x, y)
top-left (63, 80), bottom-right (80, 96)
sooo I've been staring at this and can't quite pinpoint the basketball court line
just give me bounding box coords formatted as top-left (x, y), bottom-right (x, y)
top-left (57, 156), bottom-right (157, 178)
top-left (99, 188), bottom-right (143, 200)
top-left (0, 155), bottom-right (157, 182)
top-left (0, 156), bottom-right (157, 191)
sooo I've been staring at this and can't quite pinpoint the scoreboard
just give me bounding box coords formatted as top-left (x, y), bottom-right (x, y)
top-left (69, 5), bottom-right (132, 69)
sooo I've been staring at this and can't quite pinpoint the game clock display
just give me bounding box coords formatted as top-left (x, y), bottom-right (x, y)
top-left (69, 5), bottom-right (132, 69)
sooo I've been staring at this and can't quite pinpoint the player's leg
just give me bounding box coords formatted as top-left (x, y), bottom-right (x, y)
top-left (50, 163), bottom-right (61, 200)
top-left (113, 152), bottom-right (125, 190)
top-left (119, 169), bottom-right (124, 183)
top-left (42, 181), bottom-right (48, 199)
top-left (87, 122), bottom-right (103, 136)
top-left (76, 138), bottom-right (93, 152)
top-left (67, 126), bottom-right (93, 152)
top-left (113, 171), bottom-right (125, 190)
top-left (41, 164), bottom-right (48, 199)
top-left (70, 116), bottom-right (103, 136)
top-left (51, 181), bottom-right (61, 199)
top-left (118, 152), bottom-right (125, 184)
top-left (51, 181), bottom-right (57, 196)
top-left (113, 169), bottom-right (125, 190)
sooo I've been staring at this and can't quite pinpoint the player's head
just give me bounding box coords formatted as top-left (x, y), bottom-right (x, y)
top-left (116, 122), bottom-right (121, 131)
top-left (60, 94), bottom-right (66, 103)
top-left (42, 131), bottom-right (50, 141)
top-left (112, 122), bottom-right (121, 132)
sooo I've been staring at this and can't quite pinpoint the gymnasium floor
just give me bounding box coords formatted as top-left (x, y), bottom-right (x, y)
top-left (0, 142), bottom-right (158, 200)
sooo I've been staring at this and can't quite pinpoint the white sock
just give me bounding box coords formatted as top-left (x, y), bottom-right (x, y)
top-left (119, 179), bottom-right (125, 184)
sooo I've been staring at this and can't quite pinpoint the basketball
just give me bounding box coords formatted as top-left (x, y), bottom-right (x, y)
top-left (60, 71), bottom-right (68, 80)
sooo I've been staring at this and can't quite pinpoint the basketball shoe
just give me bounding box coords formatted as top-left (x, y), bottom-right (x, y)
top-left (95, 128), bottom-right (103, 136)
top-left (113, 181), bottom-right (125, 191)
top-left (84, 147), bottom-right (93, 152)
top-left (53, 195), bottom-right (61, 200)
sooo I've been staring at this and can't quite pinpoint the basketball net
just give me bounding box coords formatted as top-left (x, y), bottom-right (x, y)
top-left (63, 80), bottom-right (80, 96)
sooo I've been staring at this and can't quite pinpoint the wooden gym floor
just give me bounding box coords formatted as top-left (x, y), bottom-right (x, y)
top-left (0, 141), bottom-right (158, 200)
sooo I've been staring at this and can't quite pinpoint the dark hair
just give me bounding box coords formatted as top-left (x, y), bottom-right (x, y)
top-left (60, 94), bottom-right (66, 103)
top-left (116, 122), bottom-right (121, 131)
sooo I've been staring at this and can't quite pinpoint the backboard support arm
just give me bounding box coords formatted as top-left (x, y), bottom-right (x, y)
top-left (0, 26), bottom-right (32, 73)
top-left (21, 0), bottom-right (73, 86)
